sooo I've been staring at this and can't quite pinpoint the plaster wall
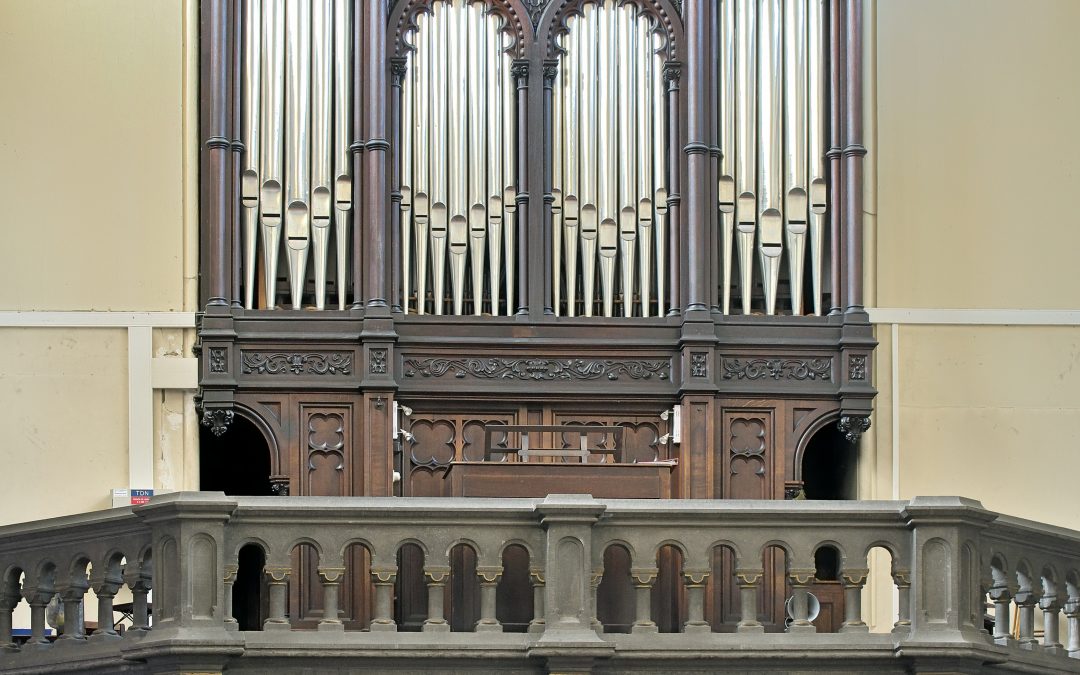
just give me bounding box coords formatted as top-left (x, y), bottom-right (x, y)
top-left (0, 0), bottom-right (186, 311)
top-left (870, 0), bottom-right (1080, 529)
top-left (0, 329), bottom-right (129, 525)
top-left (874, 0), bottom-right (1080, 310)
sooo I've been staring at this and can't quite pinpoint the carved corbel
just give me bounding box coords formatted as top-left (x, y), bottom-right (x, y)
top-left (837, 415), bottom-right (870, 443)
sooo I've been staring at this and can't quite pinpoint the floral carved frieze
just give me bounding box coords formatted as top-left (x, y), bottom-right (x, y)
top-left (403, 357), bottom-right (670, 381)
top-left (241, 352), bottom-right (352, 376)
top-left (721, 358), bottom-right (832, 382)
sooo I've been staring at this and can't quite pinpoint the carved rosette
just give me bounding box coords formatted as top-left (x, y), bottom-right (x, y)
top-left (241, 352), bottom-right (352, 376)
top-left (848, 355), bottom-right (867, 381)
top-left (370, 349), bottom-right (388, 374)
top-left (721, 358), bottom-right (832, 382)
top-left (403, 357), bottom-right (670, 381)
top-left (208, 347), bottom-right (228, 373)
top-left (838, 415), bottom-right (871, 443)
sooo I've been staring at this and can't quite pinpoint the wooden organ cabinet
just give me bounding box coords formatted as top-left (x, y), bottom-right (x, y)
top-left (196, 0), bottom-right (874, 633)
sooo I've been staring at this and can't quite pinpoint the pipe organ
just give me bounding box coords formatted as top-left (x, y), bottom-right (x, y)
top-left (399, 1), bottom-right (517, 316)
top-left (198, 0), bottom-right (874, 640)
top-left (718, 0), bottom-right (829, 316)
top-left (552, 0), bottom-right (670, 318)
top-left (239, 0), bottom-right (354, 310)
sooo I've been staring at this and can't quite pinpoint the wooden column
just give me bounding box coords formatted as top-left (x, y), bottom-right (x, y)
top-left (349, 0), bottom-right (366, 309)
top-left (842, 0), bottom-right (865, 313)
top-left (513, 59), bottom-right (530, 316)
top-left (230, 0), bottom-right (243, 308)
top-left (364, 0), bottom-right (389, 310)
top-left (202, 0), bottom-right (234, 308)
top-left (541, 60), bottom-right (558, 317)
top-left (390, 57), bottom-right (406, 314)
top-left (706, 0), bottom-right (721, 313)
top-left (683, 0), bottom-right (710, 314)
top-left (665, 62), bottom-right (683, 316)
top-left (827, 0), bottom-right (845, 314)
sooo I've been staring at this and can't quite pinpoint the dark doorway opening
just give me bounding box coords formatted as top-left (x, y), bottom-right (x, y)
top-left (199, 414), bottom-right (273, 496)
top-left (801, 423), bottom-right (857, 500)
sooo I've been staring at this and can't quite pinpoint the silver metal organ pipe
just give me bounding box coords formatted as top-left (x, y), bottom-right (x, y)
top-left (653, 33), bottom-right (667, 318)
top-left (259, 0), bottom-right (284, 308)
top-left (808, 0), bottom-right (827, 316)
top-left (597, 4), bottom-right (618, 318)
top-left (430, 2), bottom-right (449, 315)
top-left (635, 15), bottom-right (653, 318)
top-left (616, 4), bottom-right (636, 318)
top-left (467, 1), bottom-right (487, 315)
top-left (413, 11), bottom-right (431, 314)
top-left (311, 0), bottom-right (332, 310)
top-left (241, 0), bottom-right (261, 310)
top-left (579, 7), bottom-right (598, 317)
top-left (734, 0), bottom-right (756, 315)
top-left (563, 22), bottom-right (581, 317)
top-left (400, 28), bottom-right (414, 314)
top-left (333, 0), bottom-right (352, 310)
top-left (718, 0), bottom-right (736, 314)
top-left (757, 0), bottom-right (783, 316)
top-left (784, 0), bottom-right (808, 315)
top-left (284, 0), bottom-right (312, 310)
top-left (448, 0), bottom-right (469, 316)
top-left (486, 12), bottom-right (504, 316)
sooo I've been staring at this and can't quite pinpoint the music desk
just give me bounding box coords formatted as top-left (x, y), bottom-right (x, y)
top-left (446, 461), bottom-right (676, 499)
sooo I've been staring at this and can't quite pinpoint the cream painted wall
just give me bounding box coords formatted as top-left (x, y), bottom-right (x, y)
top-left (0, 0), bottom-right (186, 311)
top-left (893, 325), bottom-right (1080, 529)
top-left (875, 0), bottom-right (1080, 310)
top-left (0, 329), bottom-right (129, 525)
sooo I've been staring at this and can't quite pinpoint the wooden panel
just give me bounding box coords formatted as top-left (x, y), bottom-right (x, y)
top-left (720, 406), bottom-right (775, 500)
top-left (447, 463), bottom-right (673, 499)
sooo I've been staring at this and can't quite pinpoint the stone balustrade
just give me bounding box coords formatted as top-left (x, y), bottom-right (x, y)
top-left (0, 493), bottom-right (1078, 674)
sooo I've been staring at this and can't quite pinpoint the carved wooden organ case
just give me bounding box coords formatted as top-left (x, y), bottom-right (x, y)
top-left (195, 0), bottom-right (875, 506)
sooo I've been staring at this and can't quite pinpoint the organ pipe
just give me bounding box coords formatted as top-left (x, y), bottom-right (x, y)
top-left (718, 0), bottom-right (830, 316)
top-left (241, 0), bottom-right (261, 310)
top-left (553, 0), bottom-right (671, 318)
top-left (396, 0), bottom-right (515, 317)
top-left (240, 0), bottom-right (354, 310)
top-left (283, 0), bottom-right (311, 310)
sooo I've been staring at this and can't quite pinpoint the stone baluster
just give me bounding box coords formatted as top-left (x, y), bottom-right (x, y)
top-left (0, 584), bottom-right (21, 652)
top-left (630, 567), bottom-right (658, 634)
top-left (787, 566), bottom-right (818, 634)
top-left (422, 566), bottom-right (451, 632)
top-left (318, 565), bottom-right (346, 632)
top-left (988, 581), bottom-right (1014, 646)
top-left (1039, 580), bottom-right (1064, 654)
top-left (21, 583), bottom-right (53, 650)
top-left (55, 574), bottom-right (90, 642)
top-left (475, 566), bottom-right (503, 632)
top-left (589, 566), bottom-right (604, 633)
top-left (263, 565), bottom-right (292, 631)
top-left (370, 565), bottom-right (397, 632)
top-left (1014, 583), bottom-right (1039, 649)
top-left (89, 567), bottom-right (124, 641)
top-left (734, 568), bottom-right (765, 633)
top-left (528, 568), bottom-right (545, 634)
top-left (222, 563), bottom-right (238, 631)
top-left (839, 567), bottom-right (869, 633)
top-left (891, 566), bottom-right (912, 633)
top-left (683, 569), bottom-right (710, 634)
top-left (1064, 596), bottom-right (1080, 658)
top-left (123, 563), bottom-right (152, 634)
